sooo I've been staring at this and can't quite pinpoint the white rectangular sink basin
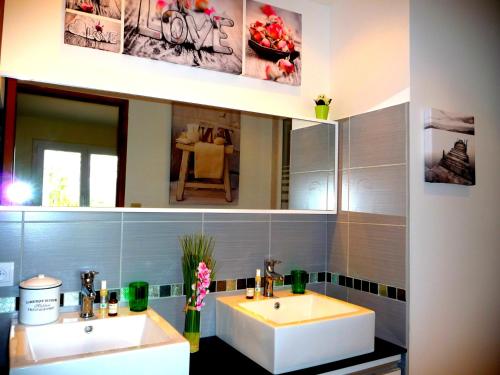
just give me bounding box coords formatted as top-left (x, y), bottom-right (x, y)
top-left (216, 290), bottom-right (375, 374)
top-left (10, 307), bottom-right (189, 375)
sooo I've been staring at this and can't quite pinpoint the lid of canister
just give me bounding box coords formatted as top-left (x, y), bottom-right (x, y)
top-left (20, 274), bottom-right (62, 290)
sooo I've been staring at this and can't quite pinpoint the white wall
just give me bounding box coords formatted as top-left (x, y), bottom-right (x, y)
top-left (239, 114), bottom-right (274, 209)
top-left (125, 100), bottom-right (172, 207)
top-left (409, 1), bottom-right (500, 374)
top-left (0, 0), bottom-right (331, 120)
top-left (330, 0), bottom-right (410, 119)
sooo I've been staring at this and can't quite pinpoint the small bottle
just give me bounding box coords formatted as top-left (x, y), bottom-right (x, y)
top-left (99, 280), bottom-right (108, 312)
top-left (108, 292), bottom-right (118, 317)
top-left (255, 269), bottom-right (261, 297)
top-left (246, 287), bottom-right (254, 299)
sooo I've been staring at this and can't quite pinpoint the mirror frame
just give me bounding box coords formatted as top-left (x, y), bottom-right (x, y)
top-left (1, 78), bottom-right (129, 206)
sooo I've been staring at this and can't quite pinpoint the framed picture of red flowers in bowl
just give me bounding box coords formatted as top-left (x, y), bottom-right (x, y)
top-left (245, 1), bottom-right (302, 86)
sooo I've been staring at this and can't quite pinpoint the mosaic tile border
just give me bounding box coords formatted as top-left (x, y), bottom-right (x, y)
top-left (328, 272), bottom-right (406, 302)
top-left (0, 274), bottom-right (325, 314)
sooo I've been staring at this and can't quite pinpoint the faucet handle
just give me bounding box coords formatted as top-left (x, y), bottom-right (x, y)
top-left (81, 270), bottom-right (99, 281)
top-left (265, 258), bottom-right (281, 268)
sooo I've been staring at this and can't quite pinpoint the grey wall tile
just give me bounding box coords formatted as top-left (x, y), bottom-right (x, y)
top-left (24, 211), bottom-right (121, 222)
top-left (289, 171), bottom-right (328, 210)
top-left (123, 212), bottom-right (202, 222)
top-left (0, 223), bottom-right (22, 297)
top-left (149, 297), bottom-right (185, 335)
top-left (0, 313), bottom-right (13, 374)
top-left (204, 222), bottom-right (269, 280)
top-left (338, 118), bottom-right (349, 170)
top-left (201, 290), bottom-right (242, 337)
top-left (306, 282), bottom-right (326, 294)
top-left (327, 222), bottom-right (348, 275)
top-left (337, 170), bottom-right (349, 222)
top-left (270, 221), bottom-right (326, 273)
top-left (271, 213), bottom-right (326, 222)
top-left (349, 223), bottom-right (406, 289)
top-left (328, 123), bottom-right (337, 171)
top-left (349, 104), bottom-right (407, 167)
top-left (290, 123), bottom-right (330, 173)
top-left (122, 222), bottom-right (201, 286)
top-left (327, 172), bottom-right (336, 212)
top-left (0, 211), bottom-right (22, 222)
top-left (204, 213), bottom-right (269, 222)
top-left (23, 222), bottom-right (121, 292)
top-left (326, 214), bottom-right (337, 222)
top-left (349, 165), bottom-right (406, 225)
top-left (325, 283), bottom-right (348, 301)
top-left (348, 289), bottom-right (406, 347)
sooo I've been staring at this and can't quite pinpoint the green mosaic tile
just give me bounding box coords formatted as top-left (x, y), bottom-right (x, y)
top-left (171, 284), bottom-right (183, 297)
top-left (225, 279), bottom-right (236, 291)
top-left (309, 272), bottom-right (318, 283)
top-left (0, 297), bottom-right (16, 313)
top-left (379, 284), bottom-right (388, 297)
top-left (63, 292), bottom-right (80, 307)
top-left (273, 279), bottom-right (284, 287)
top-left (148, 285), bottom-right (160, 299)
top-left (331, 273), bottom-right (339, 285)
top-left (120, 287), bottom-right (129, 302)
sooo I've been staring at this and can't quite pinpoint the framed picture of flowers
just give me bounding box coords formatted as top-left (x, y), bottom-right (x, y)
top-left (245, 1), bottom-right (302, 86)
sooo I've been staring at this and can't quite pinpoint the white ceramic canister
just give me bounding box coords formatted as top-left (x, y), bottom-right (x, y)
top-left (19, 274), bottom-right (62, 325)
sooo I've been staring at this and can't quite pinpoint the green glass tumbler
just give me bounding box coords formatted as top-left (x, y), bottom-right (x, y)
top-left (291, 270), bottom-right (308, 294)
top-left (129, 281), bottom-right (149, 312)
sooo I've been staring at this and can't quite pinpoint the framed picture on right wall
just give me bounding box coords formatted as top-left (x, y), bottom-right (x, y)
top-left (424, 108), bottom-right (475, 185)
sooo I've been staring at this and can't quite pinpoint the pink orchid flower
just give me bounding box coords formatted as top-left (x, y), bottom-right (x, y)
top-left (193, 261), bottom-right (212, 311)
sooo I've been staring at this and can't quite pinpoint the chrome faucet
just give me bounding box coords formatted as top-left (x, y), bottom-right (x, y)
top-left (263, 259), bottom-right (283, 297)
top-left (80, 270), bottom-right (98, 319)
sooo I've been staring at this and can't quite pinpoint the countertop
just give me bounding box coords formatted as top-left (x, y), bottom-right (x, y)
top-left (190, 336), bottom-right (406, 375)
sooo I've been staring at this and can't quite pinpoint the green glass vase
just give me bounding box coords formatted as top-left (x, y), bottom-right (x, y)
top-left (129, 281), bottom-right (149, 312)
top-left (291, 269), bottom-right (308, 294)
top-left (184, 308), bottom-right (201, 353)
top-left (315, 105), bottom-right (330, 120)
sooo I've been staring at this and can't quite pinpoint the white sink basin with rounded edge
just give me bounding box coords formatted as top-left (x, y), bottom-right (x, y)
top-left (9, 307), bottom-right (189, 375)
top-left (216, 290), bottom-right (375, 374)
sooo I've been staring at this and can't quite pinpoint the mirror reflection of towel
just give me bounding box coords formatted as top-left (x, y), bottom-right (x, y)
top-left (194, 142), bottom-right (224, 179)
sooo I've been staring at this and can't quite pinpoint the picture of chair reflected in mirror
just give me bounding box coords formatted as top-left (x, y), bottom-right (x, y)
top-left (170, 103), bottom-right (241, 206)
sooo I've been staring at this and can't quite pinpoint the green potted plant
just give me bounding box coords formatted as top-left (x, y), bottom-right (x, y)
top-left (314, 94), bottom-right (332, 120)
top-left (180, 233), bottom-right (216, 353)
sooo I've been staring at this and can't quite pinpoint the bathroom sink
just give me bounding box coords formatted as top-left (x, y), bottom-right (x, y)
top-left (9, 307), bottom-right (189, 375)
top-left (216, 290), bottom-right (375, 374)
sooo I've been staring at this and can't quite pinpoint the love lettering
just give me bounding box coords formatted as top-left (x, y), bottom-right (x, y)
top-left (137, 1), bottom-right (234, 55)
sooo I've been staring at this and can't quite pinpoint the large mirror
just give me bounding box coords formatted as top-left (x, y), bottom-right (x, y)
top-left (0, 78), bottom-right (337, 211)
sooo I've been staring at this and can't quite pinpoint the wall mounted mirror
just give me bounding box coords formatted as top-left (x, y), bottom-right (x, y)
top-left (0, 78), bottom-right (337, 212)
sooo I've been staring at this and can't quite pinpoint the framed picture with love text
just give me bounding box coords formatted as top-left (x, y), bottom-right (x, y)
top-left (124, 0), bottom-right (243, 74)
